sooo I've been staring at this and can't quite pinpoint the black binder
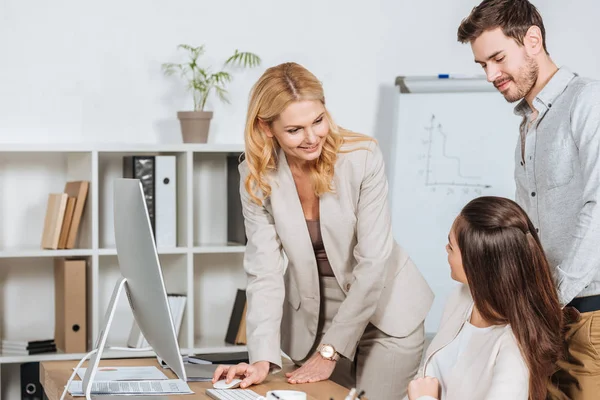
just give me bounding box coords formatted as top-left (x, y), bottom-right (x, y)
top-left (225, 289), bottom-right (247, 345)
top-left (123, 156), bottom-right (156, 233)
top-left (227, 154), bottom-right (247, 245)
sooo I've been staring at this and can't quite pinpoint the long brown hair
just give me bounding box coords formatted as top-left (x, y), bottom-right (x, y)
top-left (457, 0), bottom-right (549, 54)
top-left (454, 196), bottom-right (562, 400)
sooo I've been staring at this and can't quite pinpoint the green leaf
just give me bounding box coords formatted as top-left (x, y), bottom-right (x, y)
top-left (224, 50), bottom-right (262, 68)
top-left (164, 44), bottom-right (261, 110)
top-left (212, 71), bottom-right (232, 84)
top-left (215, 85), bottom-right (230, 103)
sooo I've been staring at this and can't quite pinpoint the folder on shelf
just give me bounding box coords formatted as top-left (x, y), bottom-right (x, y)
top-left (225, 289), bottom-right (247, 345)
top-left (54, 258), bottom-right (87, 353)
top-left (154, 155), bottom-right (177, 248)
top-left (41, 193), bottom-right (69, 250)
top-left (63, 180), bottom-right (90, 249)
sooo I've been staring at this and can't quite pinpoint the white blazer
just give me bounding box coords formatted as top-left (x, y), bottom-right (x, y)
top-left (411, 284), bottom-right (529, 400)
top-left (239, 140), bottom-right (434, 369)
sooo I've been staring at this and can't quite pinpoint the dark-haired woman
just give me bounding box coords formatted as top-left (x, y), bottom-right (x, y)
top-left (407, 196), bottom-right (563, 400)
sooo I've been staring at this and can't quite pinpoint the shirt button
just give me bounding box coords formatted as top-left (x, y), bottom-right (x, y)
top-left (531, 192), bottom-right (536, 197)
top-left (345, 283), bottom-right (352, 291)
top-left (536, 228), bottom-right (539, 233)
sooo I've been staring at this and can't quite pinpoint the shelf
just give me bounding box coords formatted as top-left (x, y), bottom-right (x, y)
top-left (193, 243), bottom-right (246, 254)
top-left (98, 247), bottom-right (189, 256)
top-left (0, 143), bottom-right (245, 153)
top-left (0, 337), bottom-right (246, 364)
top-left (0, 248), bottom-right (93, 259)
top-left (0, 144), bottom-right (247, 382)
top-left (0, 349), bottom-right (155, 364)
top-left (97, 245), bottom-right (245, 255)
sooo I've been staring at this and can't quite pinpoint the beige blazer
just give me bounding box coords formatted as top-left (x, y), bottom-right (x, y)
top-left (239, 140), bottom-right (434, 369)
top-left (410, 284), bottom-right (529, 400)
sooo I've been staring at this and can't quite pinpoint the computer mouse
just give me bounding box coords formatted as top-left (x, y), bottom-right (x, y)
top-left (213, 378), bottom-right (243, 389)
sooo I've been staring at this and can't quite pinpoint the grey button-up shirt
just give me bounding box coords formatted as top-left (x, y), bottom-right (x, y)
top-left (514, 66), bottom-right (600, 306)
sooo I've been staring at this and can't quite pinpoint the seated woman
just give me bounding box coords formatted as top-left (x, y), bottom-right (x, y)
top-left (407, 196), bottom-right (563, 400)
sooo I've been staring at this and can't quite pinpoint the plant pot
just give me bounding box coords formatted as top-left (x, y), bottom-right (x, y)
top-left (177, 111), bottom-right (213, 143)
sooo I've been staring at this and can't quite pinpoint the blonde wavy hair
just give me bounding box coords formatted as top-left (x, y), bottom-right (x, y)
top-left (244, 62), bottom-right (374, 205)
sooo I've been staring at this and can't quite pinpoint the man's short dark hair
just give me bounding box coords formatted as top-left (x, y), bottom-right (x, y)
top-left (457, 0), bottom-right (548, 54)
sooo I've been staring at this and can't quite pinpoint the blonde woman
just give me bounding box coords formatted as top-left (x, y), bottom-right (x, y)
top-left (212, 62), bottom-right (433, 400)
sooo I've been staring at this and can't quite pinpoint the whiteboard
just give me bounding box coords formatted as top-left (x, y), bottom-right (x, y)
top-left (389, 76), bottom-right (522, 333)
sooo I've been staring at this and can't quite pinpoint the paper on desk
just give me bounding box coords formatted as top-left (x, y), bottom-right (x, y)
top-left (75, 366), bottom-right (169, 381)
top-left (67, 379), bottom-right (193, 396)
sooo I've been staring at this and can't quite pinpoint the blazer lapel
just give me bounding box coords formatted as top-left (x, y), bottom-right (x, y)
top-left (270, 149), bottom-right (319, 299)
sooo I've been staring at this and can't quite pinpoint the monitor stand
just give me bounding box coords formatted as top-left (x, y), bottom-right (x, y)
top-left (82, 277), bottom-right (130, 398)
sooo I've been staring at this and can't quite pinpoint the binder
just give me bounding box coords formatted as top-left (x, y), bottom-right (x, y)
top-left (123, 156), bottom-right (156, 233)
top-left (227, 154), bottom-right (247, 245)
top-left (54, 258), bottom-right (87, 353)
top-left (225, 289), bottom-right (247, 345)
top-left (154, 155), bottom-right (177, 248)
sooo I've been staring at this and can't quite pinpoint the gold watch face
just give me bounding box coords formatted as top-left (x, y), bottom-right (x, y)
top-left (320, 345), bottom-right (335, 358)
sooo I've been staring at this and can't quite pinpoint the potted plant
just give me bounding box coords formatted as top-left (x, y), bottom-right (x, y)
top-left (162, 44), bottom-right (261, 143)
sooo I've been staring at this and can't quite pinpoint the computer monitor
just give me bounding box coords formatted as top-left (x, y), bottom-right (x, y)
top-left (82, 178), bottom-right (186, 394)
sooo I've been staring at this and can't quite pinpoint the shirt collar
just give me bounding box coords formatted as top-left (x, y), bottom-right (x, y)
top-left (513, 66), bottom-right (577, 116)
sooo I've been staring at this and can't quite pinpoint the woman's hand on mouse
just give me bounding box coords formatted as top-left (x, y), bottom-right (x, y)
top-left (212, 361), bottom-right (271, 388)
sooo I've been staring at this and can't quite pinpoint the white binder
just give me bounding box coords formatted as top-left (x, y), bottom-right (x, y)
top-left (154, 155), bottom-right (177, 248)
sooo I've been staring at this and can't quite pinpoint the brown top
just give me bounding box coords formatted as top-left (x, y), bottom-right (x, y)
top-left (306, 219), bottom-right (335, 277)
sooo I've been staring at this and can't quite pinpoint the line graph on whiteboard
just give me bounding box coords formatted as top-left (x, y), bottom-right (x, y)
top-left (417, 114), bottom-right (492, 195)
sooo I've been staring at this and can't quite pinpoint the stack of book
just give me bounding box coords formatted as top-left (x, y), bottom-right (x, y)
top-left (41, 181), bottom-right (89, 250)
top-left (1, 338), bottom-right (57, 356)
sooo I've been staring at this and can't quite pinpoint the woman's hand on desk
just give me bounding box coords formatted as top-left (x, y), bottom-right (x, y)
top-left (285, 352), bottom-right (336, 384)
top-left (212, 361), bottom-right (271, 389)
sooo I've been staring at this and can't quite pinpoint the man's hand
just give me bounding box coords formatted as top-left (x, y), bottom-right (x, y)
top-left (212, 361), bottom-right (271, 389)
top-left (408, 377), bottom-right (440, 400)
top-left (285, 352), bottom-right (336, 384)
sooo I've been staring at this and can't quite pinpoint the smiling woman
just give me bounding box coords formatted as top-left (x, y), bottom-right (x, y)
top-left (211, 62), bottom-right (434, 400)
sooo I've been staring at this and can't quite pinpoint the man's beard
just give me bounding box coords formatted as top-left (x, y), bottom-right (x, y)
top-left (494, 56), bottom-right (539, 103)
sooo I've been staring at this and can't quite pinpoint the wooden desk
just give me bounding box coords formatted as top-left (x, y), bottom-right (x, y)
top-left (41, 358), bottom-right (354, 400)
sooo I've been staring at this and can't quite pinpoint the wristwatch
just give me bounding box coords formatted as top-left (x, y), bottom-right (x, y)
top-left (317, 344), bottom-right (340, 361)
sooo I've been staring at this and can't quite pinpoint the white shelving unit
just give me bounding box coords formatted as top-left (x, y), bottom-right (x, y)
top-left (0, 143), bottom-right (249, 393)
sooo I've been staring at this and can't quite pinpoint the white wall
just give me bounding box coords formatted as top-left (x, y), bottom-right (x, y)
top-left (2, 0), bottom-right (596, 147)
top-left (1, 0), bottom-right (600, 397)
